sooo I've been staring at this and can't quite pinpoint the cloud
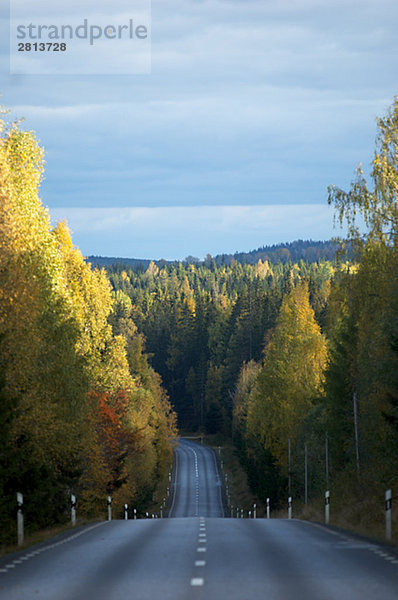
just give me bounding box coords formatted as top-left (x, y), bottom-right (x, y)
top-left (51, 204), bottom-right (341, 259)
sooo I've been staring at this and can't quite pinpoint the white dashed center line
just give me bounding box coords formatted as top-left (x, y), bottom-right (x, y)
top-left (195, 560), bottom-right (206, 567)
top-left (190, 491), bottom-right (207, 588)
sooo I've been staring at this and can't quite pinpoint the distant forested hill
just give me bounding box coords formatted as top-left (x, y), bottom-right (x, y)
top-left (87, 256), bottom-right (152, 269)
top-left (213, 239), bottom-right (344, 265)
top-left (87, 239), bottom-right (345, 269)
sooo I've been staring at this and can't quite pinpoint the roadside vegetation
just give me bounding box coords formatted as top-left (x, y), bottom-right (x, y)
top-left (0, 113), bottom-right (177, 545)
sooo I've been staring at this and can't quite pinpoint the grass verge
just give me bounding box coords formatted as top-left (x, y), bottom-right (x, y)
top-left (0, 518), bottom-right (99, 558)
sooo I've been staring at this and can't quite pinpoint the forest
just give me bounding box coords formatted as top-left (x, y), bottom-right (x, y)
top-left (0, 97), bottom-right (397, 542)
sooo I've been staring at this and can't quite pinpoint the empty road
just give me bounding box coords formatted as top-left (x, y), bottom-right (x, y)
top-left (166, 438), bottom-right (225, 518)
top-left (0, 438), bottom-right (397, 599)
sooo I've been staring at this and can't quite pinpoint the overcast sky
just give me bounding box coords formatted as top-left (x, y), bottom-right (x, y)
top-left (1, 0), bottom-right (397, 259)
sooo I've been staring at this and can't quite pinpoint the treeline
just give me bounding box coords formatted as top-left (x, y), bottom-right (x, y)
top-left (107, 98), bottom-right (398, 510)
top-left (88, 239), bottom-right (342, 271)
top-left (0, 117), bottom-right (177, 542)
top-left (213, 239), bottom-right (344, 266)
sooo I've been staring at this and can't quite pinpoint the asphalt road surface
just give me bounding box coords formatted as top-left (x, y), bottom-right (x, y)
top-left (0, 438), bottom-right (397, 599)
top-left (166, 438), bottom-right (226, 518)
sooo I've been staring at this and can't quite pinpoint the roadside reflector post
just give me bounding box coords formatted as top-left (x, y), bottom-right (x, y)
top-left (325, 491), bottom-right (330, 525)
top-left (236, 507), bottom-right (239, 518)
top-left (160, 507), bottom-right (163, 518)
top-left (253, 503), bottom-right (257, 519)
top-left (134, 508), bottom-right (137, 520)
top-left (71, 494), bottom-right (77, 526)
top-left (304, 444), bottom-right (308, 505)
top-left (124, 504), bottom-right (128, 520)
top-left (385, 489), bottom-right (392, 541)
top-left (288, 438), bottom-right (292, 497)
top-left (107, 496), bottom-right (112, 521)
top-left (241, 508), bottom-right (244, 519)
top-left (288, 496), bottom-right (292, 519)
top-left (266, 498), bottom-right (270, 519)
top-left (17, 492), bottom-right (24, 547)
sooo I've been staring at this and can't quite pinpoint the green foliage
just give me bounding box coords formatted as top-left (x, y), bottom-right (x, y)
top-left (247, 283), bottom-right (328, 467)
top-left (106, 259), bottom-right (332, 434)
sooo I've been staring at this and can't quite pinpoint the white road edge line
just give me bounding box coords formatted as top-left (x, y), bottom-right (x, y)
top-left (211, 447), bottom-right (225, 517)
top-left (167, 446), bottom-right (179, 518)
top-left (0, 522), bottom-right (108, 576)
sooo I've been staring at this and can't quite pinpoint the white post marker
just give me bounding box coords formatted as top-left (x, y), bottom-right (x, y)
top-left (17, 492), bottom-right (24, 547)
top-left (325, 431), bottom-right (329, 486)
top-left (304, 444), bottom-right (308, 505)
top-left (288, 496), bottom-right (292, 520)
top-left (134, 508), bottom-right (137, 520)
top-left (385, 489), bottom-right (392, 541)
top-left (236, 507), bottom-right (239, 519)
top-left (107, 496), bottom-right (112, 521)
top-left (124, 504), bottom-right (128, 520)
top-left (353, 392), bottom-right (360, 476)
top-left (325, 490), bottom-right (330, 525)
top-left (266, 498), bottom-right (270, 519)
top-left (241, 508), bottom-right (244, 519)
top-left (254, 503), bottom-right (257, 519)
top-left (71, 494), bottom-right (77, 526)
